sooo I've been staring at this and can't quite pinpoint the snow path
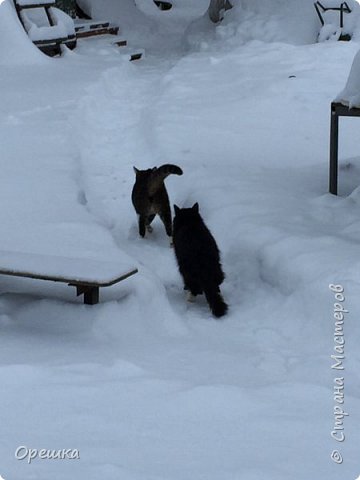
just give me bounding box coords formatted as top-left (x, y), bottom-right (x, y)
top-left (68, 38), bottom-right (360, 479)
top-left (72, 38), bottom-right (360, 478)
top-left (1, 20), bottom-right (360, 480)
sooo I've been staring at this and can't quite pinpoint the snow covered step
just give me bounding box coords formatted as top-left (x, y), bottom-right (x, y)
top-left (129, 51), bottom-right (143, 61)
top-left (116, 47), bottom-right (144, 61)
top-left (74, 19), bottom-right (119, 38)
top-left (112, 42), bottom-right (144, 61)
top-left (113, 39), bottom-right (127, 47)
top-left (0, 250), bottom-right (138, 305)
top-left (75, 20), bottom-right (110, 31)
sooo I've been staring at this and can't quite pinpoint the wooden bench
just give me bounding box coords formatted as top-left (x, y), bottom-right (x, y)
top-left (0, 250), bottom-right (138, 305)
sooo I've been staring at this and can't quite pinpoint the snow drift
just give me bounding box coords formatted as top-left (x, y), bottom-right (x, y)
top-left (186, 0), bottom-right (320, 48)
top-left (218, 0), bottom-right (320, 45)
top-left (336, 47), bottom-right (360, 107)
top-left (0, 0), bottom-right (47, 65)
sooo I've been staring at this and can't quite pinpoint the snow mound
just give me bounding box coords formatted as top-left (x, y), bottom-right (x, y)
top-left (336, 48), bottom-right (360, 107)
top-left (0, 0), bottom-right (47, 65)
top-left (187, 0), bottom-right (320, 49)
top-left (229, 0), bottom-right (319, 45)
top-left (76, 0), bottom-right (157, 47)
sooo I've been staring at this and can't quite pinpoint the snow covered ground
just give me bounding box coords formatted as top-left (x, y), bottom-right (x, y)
top-left (1, 0), bottom-right (360, 479)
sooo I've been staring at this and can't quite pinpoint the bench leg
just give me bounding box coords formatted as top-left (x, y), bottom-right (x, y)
top-left (84, 287), bottom-right (99, 305)
top-left (74, 285), bottom-right (100, 305)
top-left (330, 105), bottom-right (339, 195)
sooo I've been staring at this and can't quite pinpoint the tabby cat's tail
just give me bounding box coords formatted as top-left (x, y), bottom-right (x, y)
top-left (149, 164), bottom-right (183, 195)
top-left (204, 285), bottom-right (228, 318)
top-left (157, 164), bottom-right (183, 177)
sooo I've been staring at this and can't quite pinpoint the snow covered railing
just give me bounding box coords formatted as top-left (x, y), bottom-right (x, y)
top-left (314, 1), bottom-right (351, 28)
top-left (0, 250), bottom-right (138, 304)
top-left (314, 0), bottom-right (360, 41)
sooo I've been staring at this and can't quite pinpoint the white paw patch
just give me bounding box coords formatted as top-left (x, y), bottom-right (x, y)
top-left (187, 292), bottom-right (196, 303)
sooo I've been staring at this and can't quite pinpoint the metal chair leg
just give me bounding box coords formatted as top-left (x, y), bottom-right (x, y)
top-left (330, 104), bottom-right (339, 195)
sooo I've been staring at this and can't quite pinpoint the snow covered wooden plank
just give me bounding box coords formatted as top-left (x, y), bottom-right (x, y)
top-left (76, 26), bottom-right (119, 38)
top-left (74, 19), bottom-right (119, 38)
top-left (33, 37), bottom-right (65, 46)
top-left (74, 20), bottom-right (110, 31)
top-left (113, 45), bottom-right (144, 61)
top-left (113, 39), bottom-right (127, 47)
top-left (15, 0), bottom-right (55, 9)
top-left (0, 250), bottom-right (138, 304)
top-left (111, 41), bottom-right (143, 61)
top-left (130, 52), bottom-right (143, 61)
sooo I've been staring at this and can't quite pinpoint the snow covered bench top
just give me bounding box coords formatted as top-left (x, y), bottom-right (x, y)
top-left (0, 250), bottom-right (138, 304)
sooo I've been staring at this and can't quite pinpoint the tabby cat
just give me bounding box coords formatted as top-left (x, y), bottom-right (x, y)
top-left (131, 164), bottom-right (183, 240)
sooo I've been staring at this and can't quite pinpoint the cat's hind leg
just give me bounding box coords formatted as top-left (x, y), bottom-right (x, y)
top-left (187, 292), bottom-right (196, 303)
top-left (146, 214), bottom-right (156, 233)
top-left (183, 276), bottom-right (203, 301)
top-left (159, 208), bottom-right (172, 238)
top-left (138, 215), bottom-right (146, 237)
top-left (159, 208), bottom-right (173, 246)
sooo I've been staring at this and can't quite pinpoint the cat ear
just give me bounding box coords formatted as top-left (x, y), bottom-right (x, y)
top-left (133, 166), bottom-right (139, 174)
top-left (174, 204), bottom-right (180, 215)
top-left (192, 202), bottom-right (199, 213)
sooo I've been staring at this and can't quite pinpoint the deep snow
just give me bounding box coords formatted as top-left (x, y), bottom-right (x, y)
top-left (0, 1), bottom-right (360, 479)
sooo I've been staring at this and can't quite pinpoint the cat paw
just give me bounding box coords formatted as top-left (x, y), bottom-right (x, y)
top-left (146, 225), bottom-right (153, 233)
top-left (187, 292), bottom-right (196, 303)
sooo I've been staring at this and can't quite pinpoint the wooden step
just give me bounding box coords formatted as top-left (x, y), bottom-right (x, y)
top-left (112, 42), bottom-right (144, 61)
top-left (74, 19), bottom-right (119, 38)
top-left (76, 27), bottom-right (118, 38)
top-left (75, 21), bottom-right (110, 32)
top-left (130, 52), bottom-right (143, 61)
top-left (113, 39), bottom-right (127, 47)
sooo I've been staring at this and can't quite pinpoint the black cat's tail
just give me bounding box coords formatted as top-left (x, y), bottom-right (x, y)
top-left (204, 285), bottom-right (228, 318)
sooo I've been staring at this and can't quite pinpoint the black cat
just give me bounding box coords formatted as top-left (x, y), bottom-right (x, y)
top-left (132, 164), bottom-right (183, 241)
top-left (173, 203), bottom-right (228, 318)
